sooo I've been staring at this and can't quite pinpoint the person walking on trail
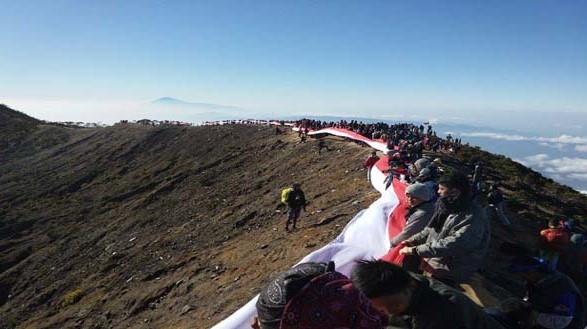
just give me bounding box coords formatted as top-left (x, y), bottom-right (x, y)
top-left (298, 133), bottom-right (307, 144)
top-left (487, 184), bottom-right (511, 226)
top-left (285, 183), bottom-right (306, 232)
top-left (399, 172), bottom-right (491, 287)
top-left (484, 256), bottom-right (585, 329)
top-left (317, 139), bottom-right (329, 154)
top-left (364, 151), bottom-right (380, 183)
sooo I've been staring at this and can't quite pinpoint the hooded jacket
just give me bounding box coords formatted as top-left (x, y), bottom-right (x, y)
top-left (406, 201), bottom-right (491, 283)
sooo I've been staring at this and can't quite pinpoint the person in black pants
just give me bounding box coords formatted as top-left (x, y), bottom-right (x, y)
top-left (286, 183), bottom-right (307, 232)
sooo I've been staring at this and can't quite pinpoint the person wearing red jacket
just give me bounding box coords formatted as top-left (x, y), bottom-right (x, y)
top-left (364, 151), bottom-right (380, 183)
top-left (538, 219), bottom-right (571, 272)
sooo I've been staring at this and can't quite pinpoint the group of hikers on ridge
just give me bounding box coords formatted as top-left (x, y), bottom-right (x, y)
top-left (258, 121), bottom-right (587, 329)
top-left (296, 118), bottom-right (463, 154)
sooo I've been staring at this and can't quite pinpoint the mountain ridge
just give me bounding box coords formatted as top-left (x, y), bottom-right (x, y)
top-left (0, 105), bottom-right (586, 328)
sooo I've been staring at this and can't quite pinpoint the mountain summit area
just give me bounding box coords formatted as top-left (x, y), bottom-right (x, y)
top-left (1, 104), bottom-right (587, 328)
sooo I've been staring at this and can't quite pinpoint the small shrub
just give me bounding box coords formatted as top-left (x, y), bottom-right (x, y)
top-left (63, 289), bottom-right (83, 305)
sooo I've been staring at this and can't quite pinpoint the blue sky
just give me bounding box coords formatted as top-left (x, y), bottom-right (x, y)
top-left (1, 0), bottom-right (586, 123)
top-left (2, 1), bottom-right (587, 192)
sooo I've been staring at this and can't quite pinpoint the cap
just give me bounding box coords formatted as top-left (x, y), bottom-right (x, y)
top-left (256, 262), bottom-right (335, 329)
top-left (405, 182), bottom-right (434, 202)
top-left (280, 272), bottom-right (384, 329)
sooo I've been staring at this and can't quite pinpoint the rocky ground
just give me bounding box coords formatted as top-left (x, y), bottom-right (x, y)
top-left (1, 104), bottom-right (587, 328)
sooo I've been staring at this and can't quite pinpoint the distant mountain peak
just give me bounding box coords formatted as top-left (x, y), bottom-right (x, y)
top-left (151, 97), bottom-right (239, 111)
top-left (152, 97), bottom-right (188, 104)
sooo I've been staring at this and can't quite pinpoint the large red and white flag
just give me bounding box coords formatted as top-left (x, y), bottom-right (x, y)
top-left (213, 128), bottom-right (407, 329)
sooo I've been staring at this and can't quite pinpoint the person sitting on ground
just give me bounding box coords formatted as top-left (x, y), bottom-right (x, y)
top-left (415, 168), bottom-right (438, 200)
top-left (363, 151), bottom-right (380, 183)
top-left (399, 172), bottom-right (491, 287)
top-left (409, 158), bottom-right (431, 182)
top-left (285, 183), bottom-right (306, 232)
top-left (487, 184), bottom-right (511, 226)
top-left (390, 183), bottom-right (435, 248)
top-left (571, 219), bottom-right (587, 236)
top-left (484, 256), bottom-right (585, 329)
top-left (538, 218), bottom-right (571, 272)
top-left (351, 260), bottom-right (506, 329)
top-left (429, 158), bottom-right (443, 176)
top-left (253, 262), bottom-right (385, 329)
top-left (559, 234), bottom-right (587, 295)
top-left (414, 158), bottom-right (431, 173)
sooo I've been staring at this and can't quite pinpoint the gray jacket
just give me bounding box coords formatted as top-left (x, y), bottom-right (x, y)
top-left (407, 201), bottom-right (490, 283)
top-left (390, 202), bottom-right (435, 247)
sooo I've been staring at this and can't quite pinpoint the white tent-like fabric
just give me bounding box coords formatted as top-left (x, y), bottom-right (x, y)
top-left (212, 128), bottom-right (400, 329)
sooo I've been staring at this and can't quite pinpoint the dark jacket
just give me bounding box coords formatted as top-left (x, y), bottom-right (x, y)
top-left (286, 189), bottom-right (306, 208)
top-left (407, 201), bottom-right (491, 283)
top-left (390, 202), bottom-right (435, 247)
top-left (403, 275), bottom-right (506, 329)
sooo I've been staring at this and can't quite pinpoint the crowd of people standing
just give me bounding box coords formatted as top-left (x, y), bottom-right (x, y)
top-left (294, 118), bottom-right (463, 154)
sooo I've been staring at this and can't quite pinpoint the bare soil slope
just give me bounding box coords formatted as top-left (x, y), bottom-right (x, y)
top-left (0, 112), bottom-right (378, 329)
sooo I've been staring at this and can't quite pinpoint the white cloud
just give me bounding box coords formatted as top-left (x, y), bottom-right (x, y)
top-left (462, 132), bottom-right (528, 141)
top-left (538, 142), bottom-right (566, 151)
top-left (580, 190), bottom-right (587, 195)
top-left (568, 173), bottom-right (587, 180)
top-left (576, 145), bottom-right (587, 153)
top-left (461, 132), bottom-right (587, 145)
top-left (518, 154), bottom-right (587, 183)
